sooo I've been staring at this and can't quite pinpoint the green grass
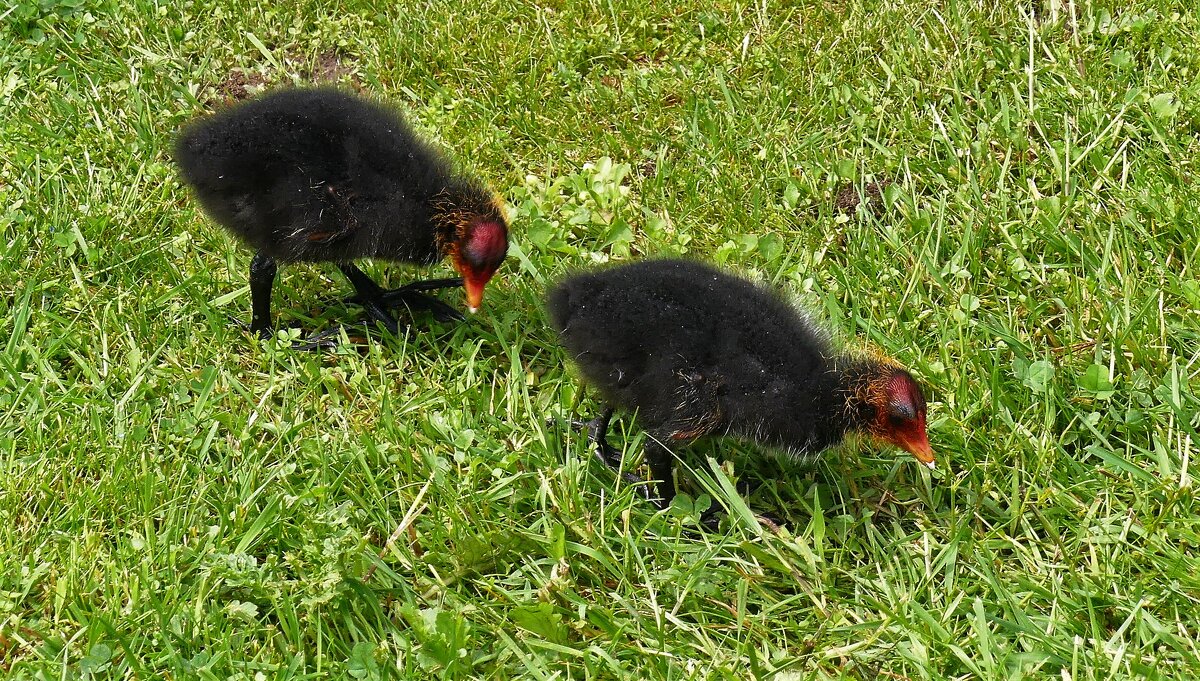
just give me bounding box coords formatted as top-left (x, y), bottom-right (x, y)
top-left (2, 0), bottom-right (1199, 677)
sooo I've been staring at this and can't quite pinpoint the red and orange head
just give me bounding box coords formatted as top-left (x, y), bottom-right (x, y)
top-left (436, 189), bottom-right (510, 312)
top-left (850, 363), bottom-right (935, 469)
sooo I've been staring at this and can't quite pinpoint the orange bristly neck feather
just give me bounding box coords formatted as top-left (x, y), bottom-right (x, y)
top-left (431, 188), bottom-right (505, 257)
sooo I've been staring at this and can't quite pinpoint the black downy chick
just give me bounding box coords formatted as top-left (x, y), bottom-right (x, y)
top-left (175, 87), bottom-right (509, 346)
top-left (547, 259), bottom-right (935, 508)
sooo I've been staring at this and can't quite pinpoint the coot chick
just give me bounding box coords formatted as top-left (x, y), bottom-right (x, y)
top-left (547, 259), bottom-right (935, 508)
top-left (174, 87), bottom-right (509, 345)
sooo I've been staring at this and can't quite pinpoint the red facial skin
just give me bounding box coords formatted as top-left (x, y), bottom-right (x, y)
top-left (453, 219), bottom-right (508, 312)
top-left (872, 371), bottom-right (936, 468)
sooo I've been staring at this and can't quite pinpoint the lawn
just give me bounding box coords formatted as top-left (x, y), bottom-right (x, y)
top-left (2, 0), bottom-right (1199, 677)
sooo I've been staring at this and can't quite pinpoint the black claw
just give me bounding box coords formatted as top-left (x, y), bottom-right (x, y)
top-left (591, 438), bottom-right (625, 472)
top-left (699, 508), bottom-right (723, 531)
top-left (344, 290), bottom-right (465, 323)
top-left (551, 416), bottom-right (779, 531)
top-left (343, 280), bottom-right (463, 305)
top-left (227, 314), bottom-right (252, 333)
top-left (228, 314), bottom-right (274, 340)
top-left (402, 293), bottom-right (466, 323)
top-left (696, 507), bottom-right (785, 533)
top-left (290, 325), bottom-right (353, 351)
top-left (343, 278), bottom-right (466, 323)
top-left (359, 300), bottom-right (402, 336)
top-left (292, 327), bottom-right (341, 351)
top-left (552, 411), bottom-right (657, 501)
top-left (380, 277), bottom-right (464, 297)
top-left (292, 306), bottom-right (410, 351)
top-left (344, 278), bottom-right (461, 303)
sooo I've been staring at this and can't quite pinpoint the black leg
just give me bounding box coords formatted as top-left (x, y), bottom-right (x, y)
top-left (644, 438), bottom-right (676, 509)
top-left (349, 277), bottom-right (466, 323)
top-left (548, 410), bottom-right (653, 499)
top-left (584, 409), bottom-right (665, 503)
top-left (248, 252), bottom-right (277, 338)
top-left (584, 408), bottom-right (619, 467)
top-left (573, 413), bottom-right (678, 506)
top-left (289, 264), bottom-right (399, 350)
top-left (338, 263), bottom-right (384, 299)
top-left (338, 264), bottom-right (400, 335)
top-left (554, 407), bottom-right (625, 473)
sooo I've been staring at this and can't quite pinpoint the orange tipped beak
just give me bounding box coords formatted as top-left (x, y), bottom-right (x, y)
top-left (463, 276), bottom-right (486, 313)
top-left (900, 433), bottom-right (936, 470)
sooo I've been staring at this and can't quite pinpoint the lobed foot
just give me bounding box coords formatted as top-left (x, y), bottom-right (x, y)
top-left (346, 278), bottom-right (466, 323)
top-left (698, 507), bottom-right (787, 533)
top-left (548, 413), bottom-right (654, 500)
top-left (291, 303), bottom-right (405, 351)
top-left (696, 477), bottom-right (787, 532)
top-left (289, 325), bottom-right (359, 352)
top-left (227, 314), bottom-right (273, 340)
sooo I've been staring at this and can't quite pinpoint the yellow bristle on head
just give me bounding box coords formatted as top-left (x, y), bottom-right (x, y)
top-left (839, 348), bottom-right (903, 433)
top-left (431, 187), bottom-right (505, 255)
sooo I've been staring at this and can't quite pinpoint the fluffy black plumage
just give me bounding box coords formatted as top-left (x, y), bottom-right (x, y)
top-left (175, 87), bottom-right (509, 344)
top-left (547, 259), bottom-right (933, 507)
